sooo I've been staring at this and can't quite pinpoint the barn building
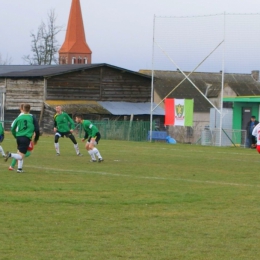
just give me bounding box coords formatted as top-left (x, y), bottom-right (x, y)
top-left (0, 64), bottom-right (165, 134)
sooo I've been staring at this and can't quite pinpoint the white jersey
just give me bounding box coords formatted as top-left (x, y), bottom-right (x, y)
top-left (252, 123), bottom-right (260, 145)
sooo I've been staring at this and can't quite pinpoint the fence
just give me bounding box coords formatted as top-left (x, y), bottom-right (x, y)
top-left (0, 119), bottom-right (248, 146)
top-left (200, 128), bottom-right (247, 147)
top-left (1, 119), bottom-right (155, 142)
top-left (76, 120), bottom-right (156, 142)
top-left (0, 90), bottom-right (4, 122)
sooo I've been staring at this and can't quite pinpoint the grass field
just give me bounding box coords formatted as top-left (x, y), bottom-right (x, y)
top-left (1, 133), bottom-right (260, 260)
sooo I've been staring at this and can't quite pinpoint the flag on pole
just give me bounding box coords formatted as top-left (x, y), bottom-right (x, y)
top-left (165, 98), bottom-right (194, 126)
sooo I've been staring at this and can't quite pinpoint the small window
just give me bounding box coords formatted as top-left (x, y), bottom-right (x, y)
top-left (61, 57), bottom-right (66, 64)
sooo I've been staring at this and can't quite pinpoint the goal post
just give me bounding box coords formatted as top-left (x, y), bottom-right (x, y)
top-left (151, 13), bottom-right (260, 145)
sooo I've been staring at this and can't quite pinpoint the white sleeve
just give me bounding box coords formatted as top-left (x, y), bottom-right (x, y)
top-left (11, 113), bottom-right (23, 127)
top-left (11, 118), bottom-right (16, 127)
top-left (252, 126), bottom-right (258, 137)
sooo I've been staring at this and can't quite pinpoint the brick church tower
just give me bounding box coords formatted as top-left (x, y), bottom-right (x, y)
top-left (59, 0), bottom-right (92, 64)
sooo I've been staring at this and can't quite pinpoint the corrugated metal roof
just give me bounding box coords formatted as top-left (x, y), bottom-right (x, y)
top-left (0, 64), bottom-right (152, 79)
top-left (98, 101), bottom-right (164, 115)
top-left (0, 64), bottom-right (102, 77)
top-left (0, 65), bottom-right (53, 74)
top-left (45, 101), bottom-right (164, 115)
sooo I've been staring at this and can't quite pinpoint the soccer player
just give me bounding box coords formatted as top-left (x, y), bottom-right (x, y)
top-left (75, 114), bottom-right (103, 162)
top-left (4, 103), bottom-right (40, 173)
top-left (0, 121), bottom-right (6, 157)
top-left (252, 123), bottom-right (260, 153)
top-left (54, 106), bottom-right (82, 156)
top-left (8, 103), bottom-right (35, 170)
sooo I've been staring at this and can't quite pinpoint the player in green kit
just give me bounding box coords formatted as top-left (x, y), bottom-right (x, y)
top-left (4, 103), bottom-right (40, 173)
top-left (75, 114), bottom-right (103, 162)
top-left (8, 103), bottom-right (34, 171)
top-left (0, 121), bottom-right (6, 157)
top-left (54, 106), bottom-right (82, 156)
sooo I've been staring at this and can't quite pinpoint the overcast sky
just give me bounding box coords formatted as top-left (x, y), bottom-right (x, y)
top-left (0, 0), bottom-right (260, 73)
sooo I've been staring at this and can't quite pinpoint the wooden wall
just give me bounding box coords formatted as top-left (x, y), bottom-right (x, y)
top-left (2, 65), bottom-right (152, 133)
top-left (41, 103), bottom-right (55, 134)
top-left (5, 78), bottom-right (44, 111)
top-left (0, 79), bottom-right (5, 86)
top-left (47, 66), bottom-right (151, 102)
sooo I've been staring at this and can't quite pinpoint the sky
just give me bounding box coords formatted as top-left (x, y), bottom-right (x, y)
top-left (0, 0), bottom-right (260, 73)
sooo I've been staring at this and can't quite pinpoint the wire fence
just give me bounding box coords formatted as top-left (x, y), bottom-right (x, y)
top-left (75, 120), bottom-right (156, 142)
top-left (0, 120), bottom-right (248, 147)
top-left (200, 128), bottom-right (247, 147)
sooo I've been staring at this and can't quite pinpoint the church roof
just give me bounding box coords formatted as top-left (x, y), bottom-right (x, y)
top-left (59, 0), bottom-right (92, 54)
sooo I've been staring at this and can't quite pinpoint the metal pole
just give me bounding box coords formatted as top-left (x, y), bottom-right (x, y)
top-left (149, 15), bottom-right (156, 142)
top-left (154, 41), bottom-right (223, 114)
top-left (219, 12), bottom-right (226, 146)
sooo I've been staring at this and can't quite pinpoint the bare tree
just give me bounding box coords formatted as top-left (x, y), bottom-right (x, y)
top-left (23, 9), bottom-right (63, 65)
top-left (0, 53), bottom-right (12, 65)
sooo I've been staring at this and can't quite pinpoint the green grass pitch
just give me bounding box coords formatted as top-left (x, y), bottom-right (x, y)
top-left (1, 133), bottom-right (260, 259)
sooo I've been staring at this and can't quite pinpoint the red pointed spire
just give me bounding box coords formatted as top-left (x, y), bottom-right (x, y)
top-left (59, 0), bottom-right (92, 64)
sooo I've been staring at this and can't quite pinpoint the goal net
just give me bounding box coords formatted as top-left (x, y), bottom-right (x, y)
top-left (201, 128), bottom-right (247, 147)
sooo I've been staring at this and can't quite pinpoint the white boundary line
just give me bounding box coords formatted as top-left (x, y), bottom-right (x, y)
top-left (1, 164), bottom-right (259, 188)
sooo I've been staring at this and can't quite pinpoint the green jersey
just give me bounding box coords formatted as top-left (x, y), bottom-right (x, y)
top-left (54, 112), bottom-right (75, 133)
top-left (81, 120), bottom-right (99, 138)
top-left (11, 114), bottom-right (35, 139)
top-left (0, 123), bottom-right (4, 135)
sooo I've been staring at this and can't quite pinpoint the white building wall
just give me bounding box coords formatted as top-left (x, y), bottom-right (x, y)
top-left (210, 108), bottom-right (233, 130)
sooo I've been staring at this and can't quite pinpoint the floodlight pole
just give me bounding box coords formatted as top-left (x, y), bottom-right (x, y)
top-left (149, 15), bottom-right (156, 142)
top-left (219, 12), bottom-right (226, 146)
